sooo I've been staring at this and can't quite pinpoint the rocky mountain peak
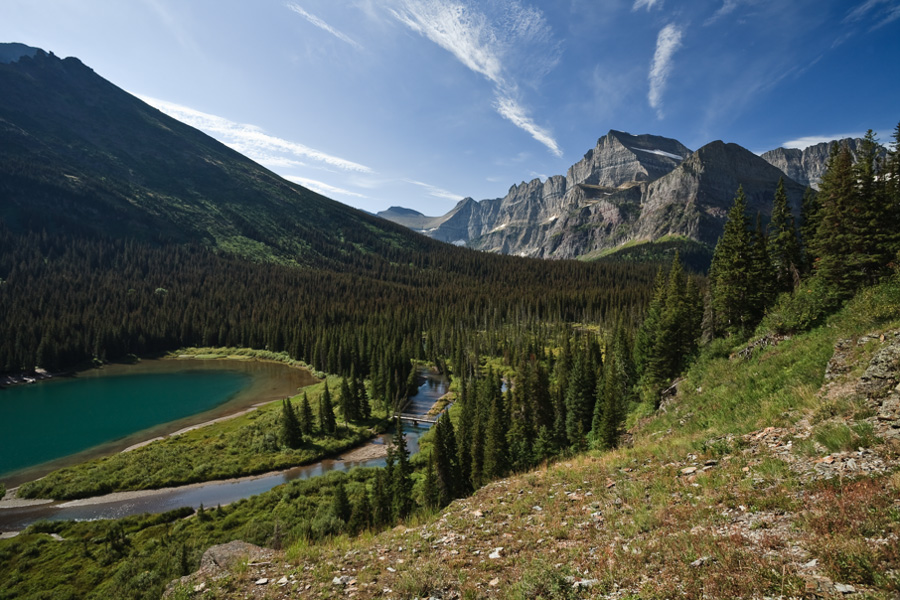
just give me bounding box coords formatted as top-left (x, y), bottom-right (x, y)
top-left (566, 130), bottom-right (692, 190)
top-left (761, 138), bottom-right (864, 190)
top-left (0, 43), bottom-right (41, 64)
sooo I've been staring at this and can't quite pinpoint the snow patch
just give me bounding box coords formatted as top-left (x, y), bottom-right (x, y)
top-left (632, 147), bottom-right (683, 160)
top-left (452, 239), bottom-right (467, 246)
top-left (489, 223), bottom-right (508, 234)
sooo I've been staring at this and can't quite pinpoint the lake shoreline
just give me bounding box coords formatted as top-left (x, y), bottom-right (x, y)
top-left (0, 353), bottom-right (318, 488)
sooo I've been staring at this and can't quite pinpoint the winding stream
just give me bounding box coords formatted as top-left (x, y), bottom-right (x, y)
top-left (0, 369), bottom-right (448, 531)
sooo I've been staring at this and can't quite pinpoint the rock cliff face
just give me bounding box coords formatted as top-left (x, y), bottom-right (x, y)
top-left (381, 130), bottom-right (842, 260)
top-left (761, 138), bottom-right (863, 190)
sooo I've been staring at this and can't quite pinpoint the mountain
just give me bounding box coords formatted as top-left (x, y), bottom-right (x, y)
top-left (761, 138), bottom-right (864, 190)
top-left (0, 44), bottom-right (427, 266)
top-left (382, 130), bottom-right (808, 262)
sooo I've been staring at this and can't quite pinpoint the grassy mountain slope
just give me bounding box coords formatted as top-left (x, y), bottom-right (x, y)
top-left (168, 276), bottom-right (900, 599)
top-left (0, 48), bottom-right (422, 266)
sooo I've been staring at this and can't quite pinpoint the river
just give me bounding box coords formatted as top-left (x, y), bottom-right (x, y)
top-left (0, 368), bottom-right (448, 532)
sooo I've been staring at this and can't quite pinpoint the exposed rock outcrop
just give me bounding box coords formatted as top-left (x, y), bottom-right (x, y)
top-left (760, 138), bottom-right (863, 190)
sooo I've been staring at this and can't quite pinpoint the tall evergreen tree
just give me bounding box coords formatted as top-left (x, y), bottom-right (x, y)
top-left (372, 467), bottom-right (391, 527)
top-left (298, 392), bottom-right (314, 436)
top-left (338, 377), bottom-right (357, 423)
top-left (421, 453), bottom-right (439, 510)
top-left (330, 481), bottom-right (351, 524)
top-left (318, 382), bottom-right (337, 436)
top-left (565, 345), bottom-right (597, 448)
top-left (433, 412), bottom-right (460, 505)
top-left (799, 185), bottom-right (820, 271)
top-left (812, 141), bottom-right (866, 299)
top-left (768, 177), bottom-right (802, 293)
top-left (483, 378), bottom-right (509, 480)
top-left (279, 398), bottom-right (302, 449)
top-left (390, 418), bottom-right (413, 520)
top-left (708, 186), bottom-right (758, 337)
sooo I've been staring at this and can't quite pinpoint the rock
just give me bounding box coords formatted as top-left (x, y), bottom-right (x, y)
top-left (193, 583), bottom-right (206, 592)
top-left (761, 138), bottom-right (865, 190)
top-left (200, 540), bottom-right (270, 571)
top-left (489, 547), bottom-right (503, 559)
top-left (833, 582), bottom-right (856, 594)
top-left (690, 556), bottom-right (715, 567)
top-left (276, 576), bottom-right (288, 585)
top-left (333, 576), bottom-right (352, 586)
top-left (255, 578), bottom-right (269, 585)
top-left (489, 578), bottom-right (500, 587)
top-left (681, 466), bottom-right (698, 475)
top-left (571, 578), bottom-right (599, 589)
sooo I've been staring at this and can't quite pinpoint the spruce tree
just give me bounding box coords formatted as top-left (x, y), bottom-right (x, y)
top-left (708, 186), bottom-right (756, 337)
top-left (565, 346), bottom-right (597, 448)
top-left (799, 185), bottom-right (820, 272)
top-left (298, 392), bottom-right (313, 436)
top-left (483, 380), bottom-right (509, 480)
top-left (280, 398), bottom-right (302, 449)
top-left (749, 213), bottom-right (776, 321)
top-left (768, 177), bottom-right (801, 293)
top-left (331, 481), bottom-right (351, 524)
top-left (421, 453), bottom-right (439, 509)
top-left (339, 377), bottom-right (357, 423)
top-left (596, 348), bottom-right (622, 450)
top-left (372, 468), bottom-right (391, 527)
top-left (812, 142), bottom-right (861, 299)
top-left (391, 419), bottom-right (413, 519)
top-left (433, 412), bottom-right (460, 505)
top-left (318, 382), bottom-right (337, 436)
top-left (348, 491), bottom-right (372, 534)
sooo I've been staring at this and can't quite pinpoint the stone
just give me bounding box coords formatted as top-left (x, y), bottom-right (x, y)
top-left (690, 556), bottom-right (715, 567)
top-left (833, 583), bottom-right (856, 594)
top-left (333, 576), bottom-right (352, 586)
top-left (255, 578), bottom-right (269, 585)
top-left (489, 578), bottom-right (500, 587)
top-left (489, 547), bottom-right (503, 559)
top-left (681, 466), bottom-right (698, 475)
top-left (277, 576), bottom-right (288, 585)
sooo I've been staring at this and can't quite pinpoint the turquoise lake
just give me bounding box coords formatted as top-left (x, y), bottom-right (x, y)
top-left (0, 368), bottom-right (252, 476)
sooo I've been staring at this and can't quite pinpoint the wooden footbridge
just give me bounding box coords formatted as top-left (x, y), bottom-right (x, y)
top-left (393, 413), bottom-right (439, 427)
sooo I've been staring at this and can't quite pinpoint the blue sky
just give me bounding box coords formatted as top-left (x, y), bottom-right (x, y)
top-left (2, 0), bottom-right (899, 214)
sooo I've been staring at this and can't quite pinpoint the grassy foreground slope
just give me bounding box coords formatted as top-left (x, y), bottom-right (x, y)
top-left (179, 276), bottom-right (900, 599)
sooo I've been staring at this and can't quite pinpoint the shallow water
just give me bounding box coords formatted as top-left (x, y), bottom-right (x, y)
top-left (0, 359), bottom-right (317, 483)
top-left (0, 368), bottom-right (448, 531)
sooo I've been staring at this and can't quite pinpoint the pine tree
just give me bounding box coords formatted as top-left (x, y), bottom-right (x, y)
top-left (799, 185), bottom-right (820, 271)
top-left (595, 348), bottom-right (622, 450)
top-left (318, 382), bottom-right (337, 436)
top-left (421, 453), bottom-right (439, 509)
top-left (279, 398), bottom-right (302, 449)
top-left (372, 465), bottom-right (391, 527)
top-left (708, 186), bottom-right (757, 337)
top-left (634, 267), bottom-right (667, 377)
top-left (390, 419), bottom-right (413, 519)
top-left (433, 412), bottom-right (460, 505)
top-left (483, 379), bottom-right (509, 480)
top-left (768, 177), bottom-right (801, 293)
top-left (298, 392), bottom-right (313, 436)
top-left (565, 346), bottom-right (597, 448)
top-left (812, 141), bottom-right (862, 299)
top-left (331, 481), bottom-right (351, 524)
top-left (749, 213), bottom-right (776, 321)
top-left (339, 377), bottom-right (357, 423)
top-left (348, 490), bottom-right (372, 534)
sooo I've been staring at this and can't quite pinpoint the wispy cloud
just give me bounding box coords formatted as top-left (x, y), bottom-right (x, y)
top-left (284, 175), bottom-right (368, 198)
top-left (632, 0), bottom-right (662, 11)
top-left (403, 178), bottom-right (465, 201)
top-left (648, 23), bottom-right (683, 119)
top-left (494, 96), bottom-right (561, 157)
top-left (705, 0), bottom-right (744, 25)
top-left (781, 132), bottom-right (866, 149)
top-left (388, 0), bottom-right (563, 157)
top-left (137, 95), bottom-right (373, 173)
top-left (285, 3), bottom-right (363, 49)
top-left (843, 0), bottom-right (900, 29)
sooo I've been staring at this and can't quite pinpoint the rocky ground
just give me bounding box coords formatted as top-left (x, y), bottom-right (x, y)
top-left (165, 332), bottom-right (900, 599)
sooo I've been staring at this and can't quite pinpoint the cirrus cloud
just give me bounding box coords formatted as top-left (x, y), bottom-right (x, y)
top-left (648, 23), bottom-right (684, 119)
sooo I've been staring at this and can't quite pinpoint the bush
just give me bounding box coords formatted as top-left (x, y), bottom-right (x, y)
top-left (759, 274), bottom-right (839, 334)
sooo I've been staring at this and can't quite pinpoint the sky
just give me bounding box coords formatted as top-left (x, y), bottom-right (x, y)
top-left (2, 0), bottom-right (899, 215)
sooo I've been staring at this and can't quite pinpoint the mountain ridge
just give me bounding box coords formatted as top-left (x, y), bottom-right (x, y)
top-left (381, 130), bottom-right (857, 262)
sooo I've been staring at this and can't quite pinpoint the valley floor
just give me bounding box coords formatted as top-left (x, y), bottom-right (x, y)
top-left (167, 293), bottom-right (900, 599)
